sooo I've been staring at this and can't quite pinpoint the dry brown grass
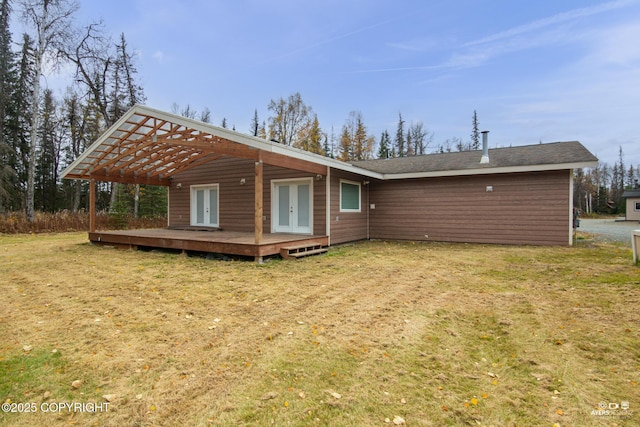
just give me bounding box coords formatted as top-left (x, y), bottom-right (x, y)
top-left (0, 211), bottom-right (166, 234)
top-left (0, 233), bottom-right (638, 426)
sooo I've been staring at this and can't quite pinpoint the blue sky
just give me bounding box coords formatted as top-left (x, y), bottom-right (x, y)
top-left (22, 0), bottom-right (640, 165)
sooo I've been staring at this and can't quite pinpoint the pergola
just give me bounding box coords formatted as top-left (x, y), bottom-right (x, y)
top-left (62, 105), bottom-right (328, 244)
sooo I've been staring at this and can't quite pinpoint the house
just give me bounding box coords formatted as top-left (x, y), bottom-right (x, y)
top-left (61, 105), bottom-right (598, 261)
top-left (622, 189), bottom-right (640, 221)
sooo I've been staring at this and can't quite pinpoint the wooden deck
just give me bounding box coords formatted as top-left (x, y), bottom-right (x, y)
top-left (89, 229), bottom-right (329, 260)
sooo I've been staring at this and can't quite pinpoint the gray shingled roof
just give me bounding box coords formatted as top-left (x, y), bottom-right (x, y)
top-left (623, 189), bottom-right (640, 198)
top-left (353, 141), bottom-right (598, 175)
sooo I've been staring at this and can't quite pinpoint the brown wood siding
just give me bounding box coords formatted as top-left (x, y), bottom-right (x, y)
top-left (169, 156), bottom-right (326, 234)
top-left (368, 170), bottom-right (571, 246)
top-left (329, 169), bottom-right (369, 244)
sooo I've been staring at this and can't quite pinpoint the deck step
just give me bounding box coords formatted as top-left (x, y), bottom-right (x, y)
top-left (280, 244), bottom-right (328, 259)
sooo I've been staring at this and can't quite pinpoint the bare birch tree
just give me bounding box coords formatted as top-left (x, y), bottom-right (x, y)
top-left (20, 0), bottom-right (77, 221)
top-left (64, 25), bottom-right (144, 213)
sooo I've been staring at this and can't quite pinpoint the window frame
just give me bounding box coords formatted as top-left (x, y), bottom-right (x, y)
top-left (339, 179), bottom-right (361, 213)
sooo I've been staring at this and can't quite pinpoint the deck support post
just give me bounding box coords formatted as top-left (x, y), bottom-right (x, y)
top-left (254, 151), bottom-right (263, 245)
top-left (89, 179), bottom-right (96, 233)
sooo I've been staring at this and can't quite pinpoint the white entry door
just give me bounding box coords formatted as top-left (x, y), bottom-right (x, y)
top-left (272, 179), bottom-right (312, 234)
top-left (191, 184), bottom-right (219, 227)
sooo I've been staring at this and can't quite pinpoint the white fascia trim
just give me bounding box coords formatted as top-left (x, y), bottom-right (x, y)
top-left (380, 161), bottom-right (599, 180)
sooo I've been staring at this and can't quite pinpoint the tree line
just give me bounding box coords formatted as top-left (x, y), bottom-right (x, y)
top-left (574, 147), bottom-right (639, 215)
top-left (0, 0), bottom-right (636, 221)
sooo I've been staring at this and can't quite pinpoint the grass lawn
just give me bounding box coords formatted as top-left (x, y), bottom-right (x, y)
top-left (0, 232), bottom-right (638, 426)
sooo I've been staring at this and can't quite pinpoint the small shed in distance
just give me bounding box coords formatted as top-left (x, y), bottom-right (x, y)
top-left (622, 188), bottom-right (640, 221)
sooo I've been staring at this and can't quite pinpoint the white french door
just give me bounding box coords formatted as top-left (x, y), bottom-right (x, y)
top-left (190, 184), bottom-right (219, 227)
top-left (272, 179), bottom-right (312, 234)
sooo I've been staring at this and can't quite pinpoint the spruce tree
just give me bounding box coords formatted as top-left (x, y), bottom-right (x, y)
top-left (6, 34), bottom-right (35, 209)
top-left (250, 108), bottom-right (259, 136)
top-left (471, 110), bottom-right (480, 150)
top-left (377, 130), bottom-right (391, 159)
top-left (35, 89), bottom-right (60, 211)
top-left (394, 113), bottom-right (405, 157)
top-left (0, 0), bottom-right (16, 211)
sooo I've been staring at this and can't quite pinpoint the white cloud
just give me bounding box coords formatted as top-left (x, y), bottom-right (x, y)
top-left (588, 22), bottom-right (640, 66)
top-left (152, 50), bottom-right (167, 63)
top-left (464, 0), bottom-right (635, 47)
top-left (386, 38), bottom-right (438, 52)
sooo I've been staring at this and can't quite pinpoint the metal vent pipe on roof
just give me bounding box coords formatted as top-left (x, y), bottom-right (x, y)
top-left (480, 131), bottom-right (490, 164)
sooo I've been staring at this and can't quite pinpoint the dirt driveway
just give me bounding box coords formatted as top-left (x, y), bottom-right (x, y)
top-left (578, 218), bottom-right (640, 246)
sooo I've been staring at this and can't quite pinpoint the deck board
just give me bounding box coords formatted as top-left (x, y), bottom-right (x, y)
top-left (88, 229), bottom-right (329, 258)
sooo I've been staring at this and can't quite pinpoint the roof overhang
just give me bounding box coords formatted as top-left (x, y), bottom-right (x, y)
top-left (379, 161), bottom-right (599, 180)
top-left (61, 105), bottom-right (597, 186)
top-left (61, 105), bottom-right (381, 185)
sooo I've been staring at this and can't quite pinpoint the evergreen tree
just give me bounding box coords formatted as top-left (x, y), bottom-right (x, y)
top-left (109, 33), bottom-right (146, 216)
top-left (35, 89), bottom-right (61, 211)
top-left (377, 130), bottom-right (391, 159)
top-left (626, 165), bottom-right (636, 189)
top-left (0, 0), bottom-right (16, 211)
top-left (60, 90), bottom-right (82, 211)
top-left (394, 112), bottom-right (405, 157)
top-left (5, 34), bottom-right (35, 211)
top-left (611, 147), bottom-right (626, 213)
top-left (116, 33), bottom-right (144, 106)
top-left (250, 108), bottom-right (259, 136)
top-left (322, 133), bottom-right (331, 158)
top-left (325, 125), bottom-right (336, 158)
top-left (471, 110), bottom-right (480, 150)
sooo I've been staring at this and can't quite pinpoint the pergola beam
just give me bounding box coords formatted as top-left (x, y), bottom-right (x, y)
top-left (66, 110), bottom-right (333, 185)
top-left (87, 173), bottom-right (171, 186)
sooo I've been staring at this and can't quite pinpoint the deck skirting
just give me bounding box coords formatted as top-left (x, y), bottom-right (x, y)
top-left (89, 229), bottom-right (328, 258)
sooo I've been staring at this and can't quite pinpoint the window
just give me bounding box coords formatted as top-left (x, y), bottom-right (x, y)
top-left (340, 180), bottom-right (361, 212)
top-left (635, 201), bottom-right (640, 211)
